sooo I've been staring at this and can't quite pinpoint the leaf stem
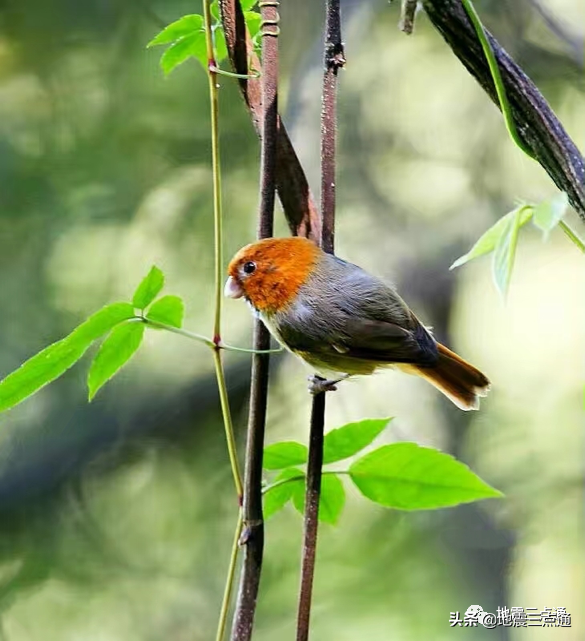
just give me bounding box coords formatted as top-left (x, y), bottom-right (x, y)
top-left (203, 0), bottom-right (224, 343)
top-left (263, 469), bottom-right (350, 495)
top-left (139, 317), bottom-right (281, 354)
top-left (459, 0), bottom-right (535, 160)
top-left (216, 513), bottom-right (244, 641)
top-left (141, 316), bottom-right (283, 354)
top-left (559, 220), bottom-right (585, 253)
top-left (209, 65), bottom-right (261, 79)
top-left (139, 318), bottom-right (215, 347)
top-left (220, 343), bottom-right (283, 355)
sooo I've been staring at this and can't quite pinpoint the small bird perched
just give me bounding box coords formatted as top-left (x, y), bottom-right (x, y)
top-left (225, 237), bottom-right (490, 410)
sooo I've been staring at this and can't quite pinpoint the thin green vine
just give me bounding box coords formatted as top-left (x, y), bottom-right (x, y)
top-left (140, 317), bottom-right (282, 354)
top-left (201, 3), bottom-right (245, 640)
top-left (262, 470), bottom-right (352, 495)
top-left (460, 0), bottom-right (535, 160)
top-left (200, 0), bottom-right (242, 495)
top-left (559, 220), bottom-right (585, 253)
top-left (215, 513), bottom-right (243, 641)
top-left (209, 65), bottom-right (261, 79)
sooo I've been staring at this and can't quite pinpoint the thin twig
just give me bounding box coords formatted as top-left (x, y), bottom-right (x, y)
top-left (297, 392), bottom-right (327, 641)
top-left (139, 317), bottom-right (281, 354)
top-left (231, 2), bottom-right (280, 640)
top-left (296, 2), bottom-right (344, 640)
top-left (559, 220), bottom-right (585, 253)
top-left (399, 0), bottom-right (419, 35)
top-left (422, 0), bottom-right (585, 221)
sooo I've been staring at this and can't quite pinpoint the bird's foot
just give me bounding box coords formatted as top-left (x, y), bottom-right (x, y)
top-left (307, 374), bottom-right (348, 395)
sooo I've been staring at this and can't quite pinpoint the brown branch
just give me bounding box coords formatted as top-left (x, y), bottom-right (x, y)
top-left (319, 0), bottom-right (345, 256)
top-left (219, 0), bottom-right (321, 240)
top-left (230, 2), bottom-right (279, 640)
top-left (296, 392), bottom-right (326, 641)
top-left (296, 2), bottom-right (345, 640)
top-left (422, 0), bottom-right (585, 221)
top-left (399, 0), bottom-right (419, 35)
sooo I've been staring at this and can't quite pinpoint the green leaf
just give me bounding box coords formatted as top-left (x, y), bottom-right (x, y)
top-left (533, 192), bottom-right (569, 237)
top-left (210, 1), bottom-right (220, 21)
top-left (323, 418), bottom-right (392, 464)
top-left (88, 323), bottom-right (145, 400)
top-left (450, 206), bottom-right (532, 269)
top-left (213, 27), bottom-right (228, 63)
top-left (69, 303), bottom-right (136, 344)
top-left (349, 443), bottom-right (502, 510)
top-left (492, 206), bottom-right (522, 297)
top-left (146, 295), bottom-right (184, 328)
top-left (291, 478), bottom-right (305, 515)
top-left (318, 474), bottom-right (345, 524)
top-left (160, 32), bottom-right (205, 75)
top-left (132, 266), bottom-right (164, 310)
top-left (244, 11), bottom-right (262, 38)
top-left (189, 30), bottom-right (208, 69)
top-left (147, 15), bottom-right (203, 48)
top-left (292, 474), bottom-right (345, 524)
top-left (264, 441), bottom-right (308, 470)
top-left (264, 468), bottom-right (304, 519)
top-left (241, 0), bottom-right (257, 10)
top-left (0, 303), bottom-right (135, 414)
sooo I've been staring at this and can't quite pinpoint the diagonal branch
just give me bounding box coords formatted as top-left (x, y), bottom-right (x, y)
top-left (422, 0), bottom-right (585, 221)
top-left (219, 0), bottom-right (321, 240)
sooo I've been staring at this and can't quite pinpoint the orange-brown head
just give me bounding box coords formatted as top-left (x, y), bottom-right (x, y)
top-left (225, 237), bottom-right (322, 314)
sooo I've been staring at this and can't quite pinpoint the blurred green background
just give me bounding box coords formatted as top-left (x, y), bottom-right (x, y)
top-left (0, 0), bottom-right (583, 639)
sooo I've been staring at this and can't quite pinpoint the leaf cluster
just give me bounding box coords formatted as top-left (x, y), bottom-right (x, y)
top-left (147, 2), bottom-right (261, 75)
top-left (263, 418), bottom-right (501, 523)
top-left (451, 192), bottom-right (574, 296)
top-left (0, 266), bottom-right (184, 412)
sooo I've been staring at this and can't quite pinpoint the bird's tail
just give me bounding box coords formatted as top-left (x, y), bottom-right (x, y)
top-left (411, 343), bottom-right (491, 411)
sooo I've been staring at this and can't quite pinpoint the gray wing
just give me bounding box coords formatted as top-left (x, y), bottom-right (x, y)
top-left (272, 255), bottom-right (438, 367)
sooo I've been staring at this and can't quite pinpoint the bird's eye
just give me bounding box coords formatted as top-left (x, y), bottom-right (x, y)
top-left (243, 261), bottom-right (256, 275)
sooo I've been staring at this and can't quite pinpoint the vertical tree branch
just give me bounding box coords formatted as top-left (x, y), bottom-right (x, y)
top-left (296, 392), bottom-right (326, 641)
top-left (230, 3), bottom-right (279, 640)
top-left (319, 0), bottom-right (345, 256)
top-left (296, 2), bottom-right (345, 640)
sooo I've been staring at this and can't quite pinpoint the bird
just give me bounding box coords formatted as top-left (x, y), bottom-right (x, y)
top-left (224, 237), bottom-right (490, 410)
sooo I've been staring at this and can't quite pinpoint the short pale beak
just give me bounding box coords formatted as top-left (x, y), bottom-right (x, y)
top-left (224, 275), bottom-right (244, 299)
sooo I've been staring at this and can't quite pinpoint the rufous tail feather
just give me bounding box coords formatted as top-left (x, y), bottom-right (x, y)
top-left (412, 343), bottom-right (490, 411)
